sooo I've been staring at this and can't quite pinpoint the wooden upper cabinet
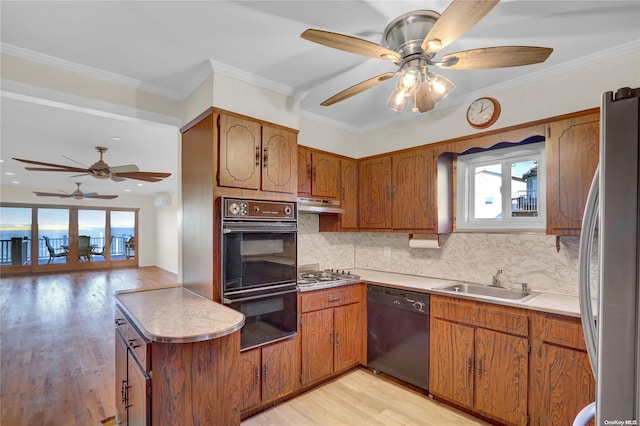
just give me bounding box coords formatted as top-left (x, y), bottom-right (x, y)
top-left (339, 158), bottom-right (359, 229)
top-left (261, 125), bottom-right (297, 194)
top-left (359, 155), bottom-right (392, 229)
top-left (392, 146), bottom-right (437, 231)
top-left (298, 146), bottom-right (312, 195)
top-left (218, 114), bottom-right (262, 190)
top-left (218, 112), bottom-right (297, 194)
top-left (546, 112), bottom-right (599, 235)
top-left (297, 146), bottom-right (340, 199)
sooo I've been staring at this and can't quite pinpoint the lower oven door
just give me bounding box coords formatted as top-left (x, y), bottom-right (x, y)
top-left (223, 285), bottom-right (298, 350)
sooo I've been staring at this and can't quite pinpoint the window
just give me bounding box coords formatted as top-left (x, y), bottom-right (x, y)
top-left (456, 142), bottom-right (546, 230)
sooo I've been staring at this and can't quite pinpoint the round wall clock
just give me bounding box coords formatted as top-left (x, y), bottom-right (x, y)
top-left (466, 97), bottom-right (501, 129)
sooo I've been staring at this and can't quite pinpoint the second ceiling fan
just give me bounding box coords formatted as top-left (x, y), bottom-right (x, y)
top-left (301, 0), bottom-right (553, 113)
top-left (13, 146), bottom-right (171, 183)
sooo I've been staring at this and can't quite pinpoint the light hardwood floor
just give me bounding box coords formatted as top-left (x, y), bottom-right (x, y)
top-left (242, 369), bottom-right (489, 426)
top-left (1, 268), bottom-right (487, 426)
top-left (0, 267), bottom-right (178, 426)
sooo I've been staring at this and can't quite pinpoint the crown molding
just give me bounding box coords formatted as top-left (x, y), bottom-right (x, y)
top-left (1, 79), bottom-right (183, 128)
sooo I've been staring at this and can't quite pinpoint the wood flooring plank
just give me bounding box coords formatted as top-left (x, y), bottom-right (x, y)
top-left (241, 370), bottom-right (489, 426)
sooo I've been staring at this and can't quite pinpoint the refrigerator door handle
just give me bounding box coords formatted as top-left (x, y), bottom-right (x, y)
top-left (578, 165), bottom-right (599, 379)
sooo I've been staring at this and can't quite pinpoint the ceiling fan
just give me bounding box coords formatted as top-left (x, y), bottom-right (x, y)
top-left (301, 0), bottom-right (553, 113)
top-left (33, 182), bottom-right (118, 200)
top-left (13, 146), bottom-right (171, 183)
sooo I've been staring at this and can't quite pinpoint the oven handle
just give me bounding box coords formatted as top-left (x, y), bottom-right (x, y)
top-left (223, 287), bottom-right (298, 304)
top-left (223, 223), bottom-right (298, 233)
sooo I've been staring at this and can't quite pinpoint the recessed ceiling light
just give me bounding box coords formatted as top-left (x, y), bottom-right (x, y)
top-left (125, 189), bottom-right (131, 192)
top-left (4, 172), bottom-right (14, 176)
top-left (112, 137), bottom-right (121, 141)
top-left (11, 181), bottom-right (20, 184)
top-left (137, 183), bottom-right (143, 187)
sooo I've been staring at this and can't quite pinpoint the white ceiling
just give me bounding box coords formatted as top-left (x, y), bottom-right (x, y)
top-left (1, 1), bottom-right (640, 197)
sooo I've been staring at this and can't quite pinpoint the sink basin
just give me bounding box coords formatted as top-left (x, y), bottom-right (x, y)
top-left (436, 283), bottom-right (539, 302)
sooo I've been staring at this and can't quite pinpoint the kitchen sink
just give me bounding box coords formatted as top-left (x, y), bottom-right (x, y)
top-left (435, 282), bottom-right (539, 302)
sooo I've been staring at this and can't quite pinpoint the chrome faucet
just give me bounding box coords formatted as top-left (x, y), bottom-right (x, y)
top-left (491, 269), bottom-right (504, 287)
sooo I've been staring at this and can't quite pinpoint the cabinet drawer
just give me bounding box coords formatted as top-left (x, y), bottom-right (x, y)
top-left (431, 295), bottom-right (528, 337)
top-left (476, 303), bottom-right (529, 338)
top-left (430, 295), bottom-right (475, 324)
top-left (542, 314), bottom-right (587, 351)
top-left (300, 284), bottom-right (362, 313)
top-left (115, 305), bottom-right (151, 371)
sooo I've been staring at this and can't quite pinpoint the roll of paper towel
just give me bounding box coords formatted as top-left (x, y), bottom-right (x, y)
top-left (409, 238), bottom-right (441, 249)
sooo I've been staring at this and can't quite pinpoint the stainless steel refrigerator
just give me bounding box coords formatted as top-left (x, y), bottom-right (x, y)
top-left (577, 87), bottom-right (640, 425)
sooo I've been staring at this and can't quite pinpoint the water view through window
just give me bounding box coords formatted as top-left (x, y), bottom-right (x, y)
top-left (0, 206), bottom-right (136, 267)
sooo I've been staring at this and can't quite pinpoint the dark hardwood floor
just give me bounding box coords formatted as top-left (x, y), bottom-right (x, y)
top-left (0, 267), bottom-right (178, 426)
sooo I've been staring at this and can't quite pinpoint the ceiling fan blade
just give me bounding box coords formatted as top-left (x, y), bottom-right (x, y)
top-left (415, 84), bottom-right (435, 113)
top-left (112, 171), bottom-right (171, 182)
top-left (109, 164), bottom-right (139, 173)
top-left (439, 46), bottom-right (554, 69)
top-left (13, 157), bottom-right (87, 171)
top-left (33, 191), bottom-right (73, 198)
top-left (301, 29), bottom-right (401, 63)
top-left (321, 72), bottom-right (397, 106)
top-left (25, 166), bottom-right (89, 173)
top-left (421, 0), bottom-right (500, 54)
top-left (84, 193), bottom-right (119, 199)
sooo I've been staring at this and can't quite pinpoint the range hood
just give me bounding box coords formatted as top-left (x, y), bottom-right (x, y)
top-left (297, 197), bottom-right (346, 214)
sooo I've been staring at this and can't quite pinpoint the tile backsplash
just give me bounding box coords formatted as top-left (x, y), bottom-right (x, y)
top-left (298, 214), bottom-right (586, 296)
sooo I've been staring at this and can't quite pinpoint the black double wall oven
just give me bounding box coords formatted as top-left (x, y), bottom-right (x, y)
top-left (221, 197), bottom-right (298, 350)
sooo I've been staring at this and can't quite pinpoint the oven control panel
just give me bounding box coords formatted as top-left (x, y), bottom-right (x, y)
top-left (223, 198), bottom-right (296, 220)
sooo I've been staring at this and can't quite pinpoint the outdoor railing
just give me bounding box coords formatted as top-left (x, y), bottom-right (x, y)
top-left (511, 189), bottom-right (538, 214)
top-left (0, 236), bottom-right (133, 264)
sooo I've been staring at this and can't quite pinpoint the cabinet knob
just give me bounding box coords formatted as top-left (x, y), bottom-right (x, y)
top-left (128, 339), bottom-right (141, 349)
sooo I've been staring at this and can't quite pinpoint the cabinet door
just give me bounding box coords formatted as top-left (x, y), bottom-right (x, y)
top-left (311, 152), bottom-right (340, 198)
top-left (301, 309), bottom-right (334, 385)
top-left (298, 146), bottom-right (312, 195)
top-left (429, 318), bottom-right (474, 408)
top-left (261, 125), bottom-right (297, 194)
top-left (340, 158), bottom-right (359, 229)
top-left (359, 156), bottom-right (392, 229)
top-left (475, 328), bottom-right (528, 426)
top-left (218, 114), bottom-right (262, 190)
top-left (334, 303), bottom-right (363, 372)
top-left (239, 348), bottom-right (262, 411)
top-left (115, 332), bottom-right (128, 426)
top-left (546, 113), bottom-right (599, 235)
top-left (126, 355), bottom-right (150, 426)
top-left (541, 344), bottom-right (595, 426)
top-left (261, 337), bottom-right (298, 403)
top-left (392, 147), bottom-right (437, 231)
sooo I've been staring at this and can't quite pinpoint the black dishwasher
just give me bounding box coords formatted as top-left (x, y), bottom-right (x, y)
top-left (367, 285), bottom-right (430, 390)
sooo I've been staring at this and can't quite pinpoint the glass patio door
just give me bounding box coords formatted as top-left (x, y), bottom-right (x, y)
top-left (78, 209), bottom-right (107, 265)
top-left (0, 206), bottom-right (33, 270)
top-left (37, 208), bottom-right (70, 267)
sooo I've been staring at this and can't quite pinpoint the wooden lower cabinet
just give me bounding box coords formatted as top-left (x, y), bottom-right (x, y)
top-left (429, 295), bottom-right (529, 426)
top-left (530, 312), bottom-right (595, 426)
top-left (239, 336), bottom-right (299, 413)
top-left (300, 285), bottom-right (365, 387)
top-left (430, 318), bottom-right (528, 425)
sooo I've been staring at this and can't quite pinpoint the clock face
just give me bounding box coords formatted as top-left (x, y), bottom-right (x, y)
top-left (466, 97), bottom-right (500, 128)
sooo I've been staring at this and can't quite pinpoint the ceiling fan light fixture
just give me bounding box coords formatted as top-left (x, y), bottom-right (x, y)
top-left (387, 87), bottom-right (410, 112)
top-left (428, 73), bottom-right (455, 103)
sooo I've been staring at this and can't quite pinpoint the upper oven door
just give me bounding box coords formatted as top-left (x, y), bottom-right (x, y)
top-left (223, 222), bottom-right (297, 294)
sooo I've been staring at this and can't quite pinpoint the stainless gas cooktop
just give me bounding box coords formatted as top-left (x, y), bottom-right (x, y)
top-left (297, 265), bottom-right (360, 291)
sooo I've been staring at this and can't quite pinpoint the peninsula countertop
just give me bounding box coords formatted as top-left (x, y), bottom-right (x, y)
top-left (115, 286), bottom-right (245, 343)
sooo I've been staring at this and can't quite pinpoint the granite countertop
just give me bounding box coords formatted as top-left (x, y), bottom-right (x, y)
top-left (351, 268), bottom-right (592, 318)
top-left (115, 286), bottom-right (245, 343)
